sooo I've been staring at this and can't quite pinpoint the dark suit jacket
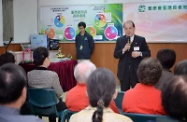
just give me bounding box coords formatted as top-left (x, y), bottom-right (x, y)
top-left (114, 35), bottom-right (150, 81)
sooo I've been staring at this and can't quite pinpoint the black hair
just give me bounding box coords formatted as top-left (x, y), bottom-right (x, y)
top-left (137, 57), bottom-right (162, 85)
top-left (78, 21), bottom-right (86, 28)
top-left (156, 49), bottom-right (176, 69)
top-left (0, 52), bottom-right (15, 66)
top-left (86, 68), bottom-right (116, 122)
top-left (0, 63), bottom-right (27, 104)
top-left (174, 60), bottom-right (187, 75)
top-left (162, 75), bottom-right (187, 122)
top-left (33, 47), bottom-right (49, 66)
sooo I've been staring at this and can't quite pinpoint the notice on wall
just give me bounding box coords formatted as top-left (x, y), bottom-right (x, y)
top-left (39, 4), bottom-right (123, 42)
top-left (123, 1), bottom-right (187, 42)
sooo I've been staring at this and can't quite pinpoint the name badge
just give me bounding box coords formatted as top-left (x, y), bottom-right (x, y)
top-left (134, 46), bottom-right (140, 51)
top-left (79, 45), bottom-right (83, 50)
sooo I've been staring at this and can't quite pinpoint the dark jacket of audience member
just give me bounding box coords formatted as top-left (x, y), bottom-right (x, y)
top-left (122, 57), bottom-right (165, 115)
top-left (162, 75), bottom-right (187, 122)
top-left (0, 63), bottom-right (43, 122)
top-left (155, 49), bottom-right (176, 90)
top-left (0, 52), bottom-right (15, 66)
top-left (174, 59), bottom-right (187, 75)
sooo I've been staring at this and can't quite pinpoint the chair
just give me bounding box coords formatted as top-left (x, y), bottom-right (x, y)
top-left (123, 113), bottom-right (179, 122)
top-left (61, 109), bottom-right (76, 122)
top-left (27, 88), bottom-right (64, 121)
top-left (114, 91), bottom-right (124, 113)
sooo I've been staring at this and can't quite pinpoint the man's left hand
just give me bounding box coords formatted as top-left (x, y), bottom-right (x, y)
top-left (132, 51), bottom-right (141, 58)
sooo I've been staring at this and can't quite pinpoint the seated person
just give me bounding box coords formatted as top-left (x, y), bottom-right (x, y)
top-left (70, 68), bottom-right (132, 122)
top-left (155, 49), bottom-right (176, 90)
top-left (66, 61), bottom-right (119, 113)
top-left (27, 47), bottom-right (66, 122)
top-left (0, 63), bottom-right (43, 122)
top-left (174, 59), bottom-right (187, 75)
top-left (0, 52), bottom-right (30, 115)
top-left (0, 52), bottom-right (15, 66)
top-left (162, 75), bottom-right (187, 121)
top-left (122, 57), bottom-right (165, 115)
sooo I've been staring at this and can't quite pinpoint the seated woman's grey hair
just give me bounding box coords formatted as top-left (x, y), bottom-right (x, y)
top-left (86, 68), bottom-right (116, 122)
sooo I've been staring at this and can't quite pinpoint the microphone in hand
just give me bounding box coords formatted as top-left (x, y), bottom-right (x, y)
top-left (127, 36), bottom-right (131, 45)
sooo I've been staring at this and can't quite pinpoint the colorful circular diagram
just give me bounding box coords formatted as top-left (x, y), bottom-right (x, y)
top-left (45, 28), bottom-right (55, 39)
top-left (94, 13), bottom-right (107, 27)
top-left (104, 26), bottom-right (118, 40)
top-left (64, 27), bottom-right (76, 40)
top-left (54, 15), bottom-right (65, 28)
top-left (86, 27), bottom-right (96, 37)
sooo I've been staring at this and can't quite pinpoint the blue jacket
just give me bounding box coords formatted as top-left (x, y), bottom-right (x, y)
top-left (75, 31), bottom-right (94, 59)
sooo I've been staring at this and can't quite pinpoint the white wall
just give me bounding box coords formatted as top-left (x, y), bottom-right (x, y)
top-left (39, 0), bottom-right (185, 6)
top-left (12, 0), bottom-right (186, 43)
top-left (13, 0), bottom-right (37, 43)
top-left (0, 0), bottom-right (3, 46)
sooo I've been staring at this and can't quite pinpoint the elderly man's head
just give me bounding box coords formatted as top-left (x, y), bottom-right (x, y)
top-left (74, 61), bottom-right (96, 84)
top-left (0, 63), bottom-right (27, 108)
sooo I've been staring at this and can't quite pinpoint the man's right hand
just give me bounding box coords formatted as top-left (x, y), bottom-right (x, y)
top-left (122, 43), bottom-right (130, 53)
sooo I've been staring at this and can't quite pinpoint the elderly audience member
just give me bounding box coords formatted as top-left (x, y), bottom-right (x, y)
top-left (70, 68), bottom-right (132, 122)
top-left (174, 59), bottom-right (187, 75)
top-left (66, 61), bottom-right (119, 113)
top-left (27, 47), bottom-right (66, 122)
top-left (0, 63), bottom-right (43, 122)
top-left (162, 75), bottom-right (187, 121)
top-left (122, 57), bottom-right (165, 115)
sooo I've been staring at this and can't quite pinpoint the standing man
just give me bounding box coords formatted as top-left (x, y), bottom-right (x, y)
top-left (75, 22), bottom-right (94, 62)
top-left (114, 20), bottom-right (150, 91)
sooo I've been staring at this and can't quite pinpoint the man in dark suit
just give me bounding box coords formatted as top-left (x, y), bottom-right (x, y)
top-left (114, 20), bottom-right (150, 91)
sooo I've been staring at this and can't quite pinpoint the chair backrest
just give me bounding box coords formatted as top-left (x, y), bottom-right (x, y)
top-left (114, 91), bottom-right (124, 113)
top-left (61, 109), bottom-right (76, 122)
top-left (123, 113), bottom-right (179, 122)
top-left (27, 88), bottom-right (59, 117)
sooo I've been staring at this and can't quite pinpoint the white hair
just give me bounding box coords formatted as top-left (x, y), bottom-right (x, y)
top-left (74, 60), bottom-right (96, 84)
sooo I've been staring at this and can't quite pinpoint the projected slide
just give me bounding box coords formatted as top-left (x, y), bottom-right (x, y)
top-left (104, 26), bottom-right (118, 40)
top-left (64, 26), bottom-right (76, 40)
top-left (54, 15), bottom-right (65, 28)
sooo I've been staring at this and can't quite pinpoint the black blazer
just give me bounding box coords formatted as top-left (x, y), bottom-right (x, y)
top-left (114, 35), bottom-right (150, 81)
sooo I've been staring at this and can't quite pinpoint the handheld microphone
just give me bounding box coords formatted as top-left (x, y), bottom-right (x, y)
top-left (6, 37), bottom-right (13, 53)
top-left (127, 36), bottom-right (131, 44)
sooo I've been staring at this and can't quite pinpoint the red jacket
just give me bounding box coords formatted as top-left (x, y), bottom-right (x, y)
top-left (122, 83), bottom-right (165, 115)
top-left (66, 83), bottom-right (119, 113)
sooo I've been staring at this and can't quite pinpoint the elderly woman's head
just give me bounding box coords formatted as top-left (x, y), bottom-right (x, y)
top-left (137, 57), bottom-right (162, 85)
top-left (33, 47), bottom-right (50, 67)
top-left (86, 68), bottom-right (117, 122)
